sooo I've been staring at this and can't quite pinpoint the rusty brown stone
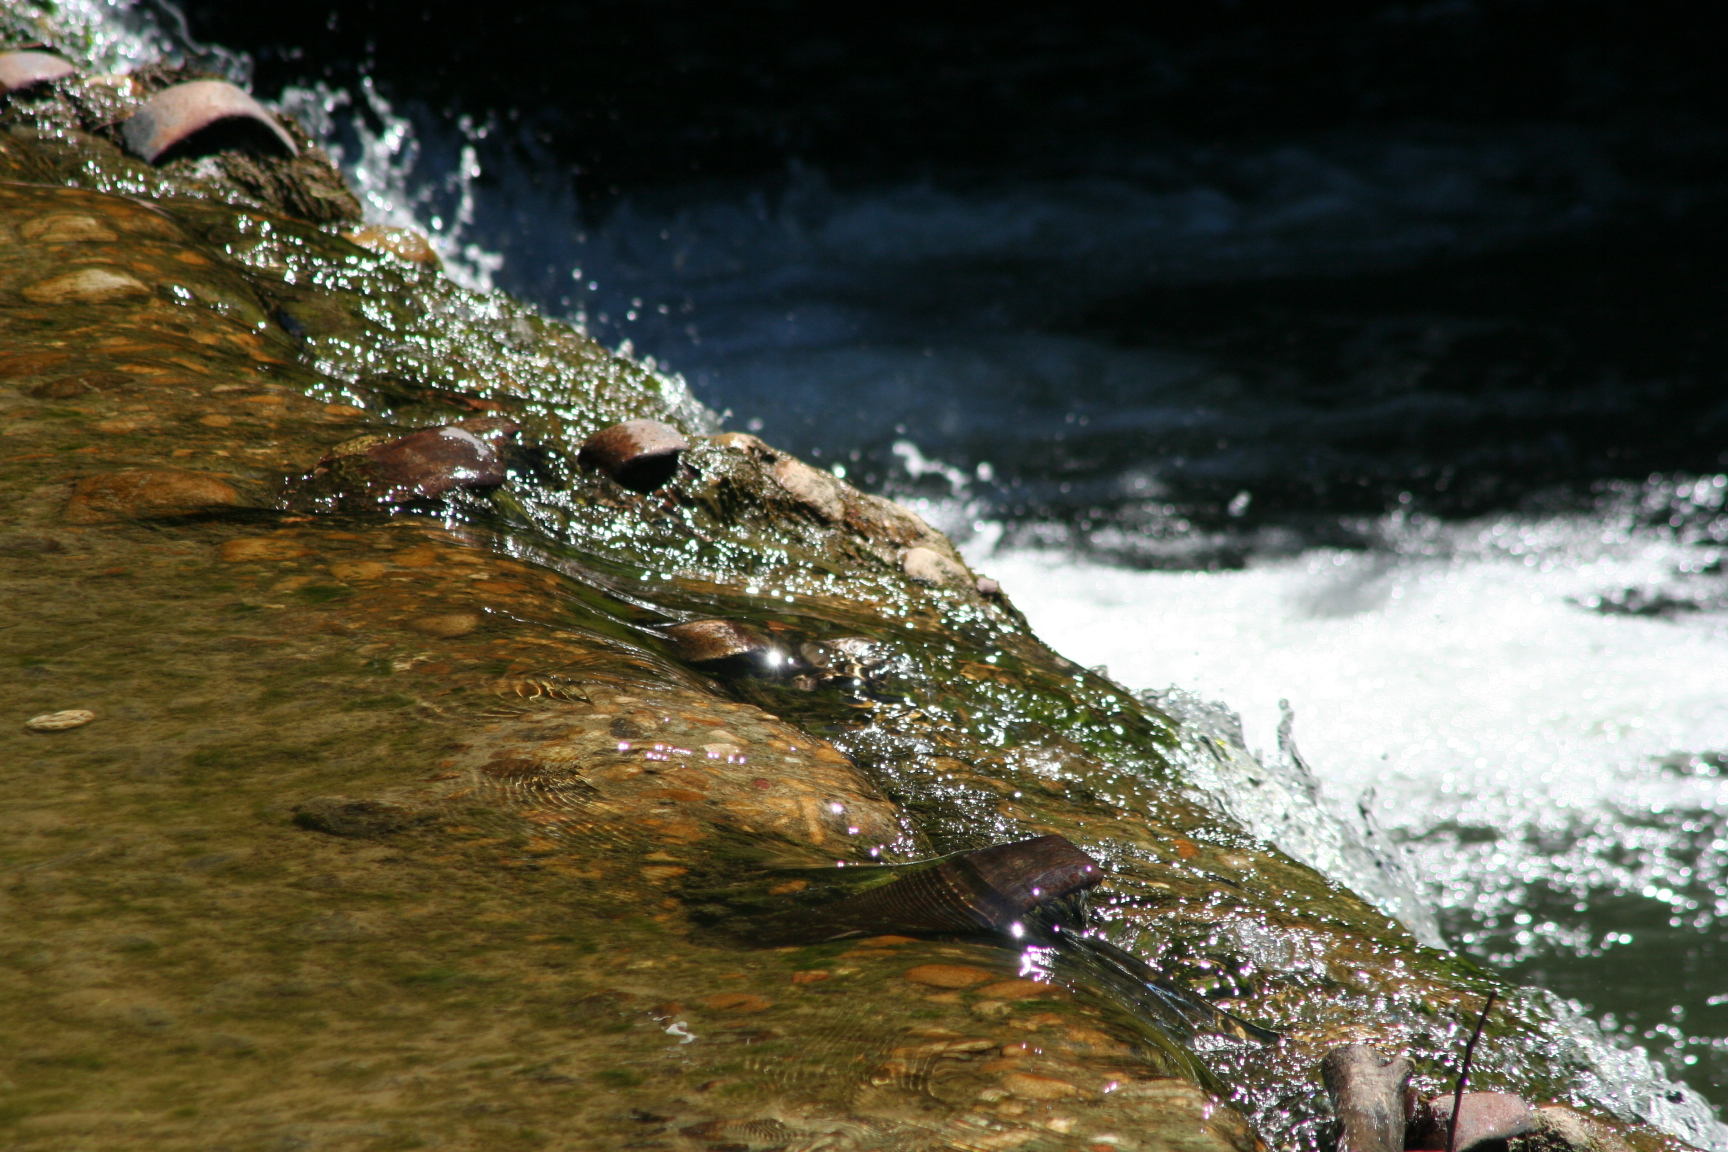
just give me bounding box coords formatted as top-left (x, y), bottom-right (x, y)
top-left (0, 51), bottom-right (76, 96)
top-left (664, 619), bottom-right (773, 665)
top-left (975, 979), bottom-right (1051, 1001)
top-left (66, 470), bottom-right (242, 524)
top-left (359, 424), bottom-right (511, 501)
top-left (121, 80), bottom-right (298, 164)
top-left (577, 419), bottom-right (688, 492)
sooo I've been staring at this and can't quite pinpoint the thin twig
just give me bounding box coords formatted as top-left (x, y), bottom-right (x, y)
top-left (1447, 993), bottom-right (1498, 1152)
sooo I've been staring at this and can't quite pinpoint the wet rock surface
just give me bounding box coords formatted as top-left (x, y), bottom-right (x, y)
top-left (0, 58), bottom-right (1696, 1152)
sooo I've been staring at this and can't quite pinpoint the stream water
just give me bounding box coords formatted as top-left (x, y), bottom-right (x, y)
top-left (18, 0), bottom-right (1728, 1129)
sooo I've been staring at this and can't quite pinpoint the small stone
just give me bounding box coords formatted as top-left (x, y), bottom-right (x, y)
top-left (904, 964), bottom-right (997, 989)
top-left (292, 797), bottom-right (427, 838)
top-left (328, 560), bottom-right (388, 582)
top-left (66, 470), bottom-right (242, 524)
top-left (902, 546), bottom-right (968, 586)
top-left (408, 612), bottom-right (481, 638)
top-left (0, 534), bottom-right (63, 555)
top-left (701, 992), bottom-right (772, 1014)
top-left (1000, 1072), bottom-right (1083, 1100)
top-left (219, 538), bottom-right (310, 562)
top-left (578, 419), bottom-right (689, 492)
top-left (19, 214), bottom-right (118, 243)
top-left (92, 416), bottom-right (151, 434)
top-left (25, 708), bottom-right (95, 732)
top-left (121, 80), bottom-right (298, 164)
top-left (790, 970), bottom-right (830, 984)
top-left (664, 619), bottom-right (773, 664)
top-left (23, 268), bottom-right (150, 305)
top-left (976, 577), bottom-right (1001, 596)
top-left (343, 225), bottom-right (441, 266)
top-left (199, 413), bottom-right (234, 427)
top-left (976, 979), bottom-right (1050, 1000)
top-left (770, 456), bottom-right (846, 520)
top-left (0, 51), bottom-right (76, 95)
top-left (360, 424), bottom-right (512, 502)
top-left (1416, 1092), bottom-right (1534, 1152)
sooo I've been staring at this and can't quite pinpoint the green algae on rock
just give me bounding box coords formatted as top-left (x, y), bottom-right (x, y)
top-left (0, 58), bottom-right (1712, 1152)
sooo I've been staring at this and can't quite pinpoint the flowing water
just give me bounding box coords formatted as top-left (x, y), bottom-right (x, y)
top-left (11, 0), bottom-right (1728, 1136)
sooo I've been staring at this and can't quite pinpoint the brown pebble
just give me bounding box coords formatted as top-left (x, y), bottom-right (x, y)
top-left (860, 935), bottom-right (920, 947)
top-left (790, 970), bottom-right (830, 984)
top-left (220, 538), bottom-right (310, 563)
top-left (701, 993), bottom-right (772, 1014)
top-left (353, 424), bottom-right (513, 502)
top-left (999, 1072), bottom-right (1083, 1100)
top-left (577, 419), bottom-right (688, 492)
top-left (903, 964), bottom-right (997, 989)
top-left (1416, 1092), bottom-right (1535, 1151)
top-left (66, 470), bottom-right (242, 524)
top-left (23, 268), bottom-right (150, 305)
top-left (328, 560), bottom-right (388, 582)
top-left (408, 613), bottom-right (481, 638)
top-left (343, 225), bottom-right (441, 266)
top-left (121, 80), bottom-right (298, 164)
top-left (976, 979), bottom-right (1051, 1001)
top-left (25, 708), bottom-right (96, 733)
top-left (664, 619), bottom-right (772, 664)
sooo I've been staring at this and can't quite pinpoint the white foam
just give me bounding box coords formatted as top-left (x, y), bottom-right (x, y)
top-left (970, 509), bottom-right (1728, 1141)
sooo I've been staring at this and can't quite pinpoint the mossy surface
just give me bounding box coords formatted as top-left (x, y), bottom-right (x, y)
top-left (0, 101), bottom-right (1698, 1152)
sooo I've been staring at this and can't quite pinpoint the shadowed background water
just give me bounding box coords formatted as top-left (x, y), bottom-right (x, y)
top-left (25, 0), bottom-right (1728, 1118)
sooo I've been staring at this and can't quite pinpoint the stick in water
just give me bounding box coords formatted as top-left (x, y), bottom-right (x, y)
top-left (1447, 993), bottom-right (1499, 1152)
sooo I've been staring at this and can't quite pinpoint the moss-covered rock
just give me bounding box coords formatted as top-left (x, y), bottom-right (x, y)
top-left (0, 72), bottom-right (1709, 1152)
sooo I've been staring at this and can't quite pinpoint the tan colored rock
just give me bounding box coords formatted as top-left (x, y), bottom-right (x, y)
top-left (770, 456), bottom-right (846, 520)
top-left (903, 545), bottom-right (969, 586)
top-left (976, 979), bottom-right (1052, 1000)
top-left (219, 538), bottom-right (311, 562)
top-left (408, 613), bottom-right (481, 638)
top-left (904, 964), bottom-right (997, 989)
top-left (1000, 1072), bottom-right (1084, 1100)
top-left (23, 267), bottom-right (150, 305)
top-left (67, 470), bottom-right (242, 524)
top-left (19, 214), bottom-right (118, 243)
top-left (344, 225), bottom-right (441, 266)
top-left (25, 709), bottom-right (96, 732)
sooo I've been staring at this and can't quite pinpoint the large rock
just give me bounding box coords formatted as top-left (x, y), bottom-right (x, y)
top-left (0, 64), bottom-right (1698, 1152)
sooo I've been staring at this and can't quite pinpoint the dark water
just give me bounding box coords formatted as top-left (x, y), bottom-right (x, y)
top-left (68, 0), bottom-right (1728, 1119)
